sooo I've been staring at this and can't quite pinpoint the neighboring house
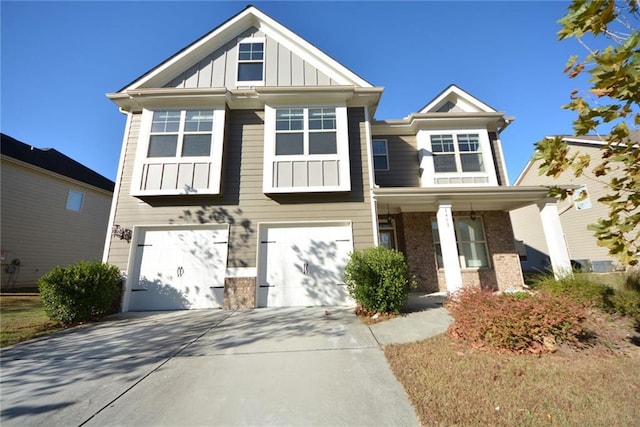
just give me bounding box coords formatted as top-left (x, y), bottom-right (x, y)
top-left (103, 5), bottom-right (571, 311)
top-left (511, 132), bottom-right (640, 273)
top-left (1, 133), bottom-right (115, 287)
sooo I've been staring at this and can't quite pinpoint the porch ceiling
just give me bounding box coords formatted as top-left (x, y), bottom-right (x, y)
top-left (373, 186), bottom-right (553, 213)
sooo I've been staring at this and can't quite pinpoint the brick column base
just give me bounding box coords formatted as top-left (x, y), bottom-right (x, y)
top-left (224, 277), bottom-right (256, 309)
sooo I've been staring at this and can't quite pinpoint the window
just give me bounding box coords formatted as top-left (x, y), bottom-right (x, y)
top-left (263, 105), bottom-right (350, 193)
top-left (275, 108), bottom-right (337, 156)
top-left (372, 139), bottom-right (389, 171)
top-left (66, 190), bottom-right (84, 212)
top-left (133, 108), bottom-right (225, 196)
top-left (432, 217), bottom-right (489, 268)
top-left (237, 39), bottom-right (264, 83)
top-left (379, 219), bottom-right (396, 250)
top-left (431, 133), bottom-right (484, 173)
top-left (149, 110), bottom-right (213, 158)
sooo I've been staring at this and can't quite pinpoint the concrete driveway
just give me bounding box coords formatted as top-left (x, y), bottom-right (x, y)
top-left (0, 307), bottom-right (419, 426)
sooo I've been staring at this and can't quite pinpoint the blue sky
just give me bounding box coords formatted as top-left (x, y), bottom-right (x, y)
top-left (2, 1), bottom-right (589, 184)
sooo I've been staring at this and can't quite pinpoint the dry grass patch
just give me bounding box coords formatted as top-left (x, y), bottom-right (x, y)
top-left (1, 295), bottom-right (63, 347)
top-left (385, 326), bottom-right (640, 426)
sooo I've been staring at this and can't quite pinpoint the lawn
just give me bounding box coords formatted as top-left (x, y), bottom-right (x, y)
top-left (0, 294), bottom-right (63, 347)
top-left (385, 317), bottom-right (640, 426)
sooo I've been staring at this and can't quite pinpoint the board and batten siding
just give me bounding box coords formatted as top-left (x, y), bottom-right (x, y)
top-left (372, 134), bottom-right (420, 187)
top-left (164, 27), bottom-right (339, 89)
top-left (1, 159), bottom-right (112, 285)
top-left (106, 107), bottom-right (374, 273)
top-left (510, 143), bottom-right (618, 270)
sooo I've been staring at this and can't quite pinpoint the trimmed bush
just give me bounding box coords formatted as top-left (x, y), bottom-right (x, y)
top-left (344, 246), bottom-right (416, 314)
top-left (39, 261), bottom-right (123, 325)
top-left (447, 289), bottom-right (587, 353)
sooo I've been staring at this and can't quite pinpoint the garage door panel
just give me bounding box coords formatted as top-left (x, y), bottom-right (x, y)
top-left (258, 223), bottom-right (353, 307)
top-left (128, 227), bottom-right (228, 311)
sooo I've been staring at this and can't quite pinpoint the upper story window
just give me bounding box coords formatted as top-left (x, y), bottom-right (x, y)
top-left (372, 139), bottom-right (389, 171)
top-left (149, 110), bottom-right (213, 158)
top-left (66, 190), bottom-right (84, 212)
top-left (237, 38), bottom-right (264, 84)
top-left (132, 108), bottom-right (226, 196)
top-left (431, 134), bottom-right (484, 173)
top-left (432, 217), bottom-right (489, 269)
top-left (263, 105), bottom-right (350, 193)
top-left (275, 108), bottom-right (337, 155)
top-left (417, 129), bottom-right (498, 186)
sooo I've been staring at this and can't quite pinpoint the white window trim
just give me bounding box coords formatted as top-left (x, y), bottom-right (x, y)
top-left (236, 37), bottom-right (265, 87)
top-left (372, 139), bottom-right (389, 171)
top-left (433, 216), bottom-right (491, 270)
top-left (131, 107), bottom-right (226, 196)
top-left (263, 104), bottom-right (351, 193)
top-left (418, 128), bottom-right (498, 187)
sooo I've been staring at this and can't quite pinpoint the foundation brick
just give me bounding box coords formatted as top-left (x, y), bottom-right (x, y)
top-left (224, 277), bottom-right (256, 309)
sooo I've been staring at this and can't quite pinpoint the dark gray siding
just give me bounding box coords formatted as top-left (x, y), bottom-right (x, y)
top-left (372, 134), bottom-right (420, 187)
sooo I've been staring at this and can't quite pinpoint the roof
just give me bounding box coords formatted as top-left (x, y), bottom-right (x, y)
top-left (1, 133), bottom-right (115, 192)
top-left (513, 130), bottom-right (640, 186)
top-left (416, 84), bottom-right (498, 114)
top-left (117, 5), bottom-right (373, 92)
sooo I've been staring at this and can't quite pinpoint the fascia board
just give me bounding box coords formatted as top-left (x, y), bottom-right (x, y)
top-left (119, 6), bottom-right (373, 93)
top-left (418, 85), bottom-right (496, 114)
top-left (252, 9), bottom-right (373, 88)
top-left (371, 112), bottom-right (505, 135)
top-left (2, 156), bottom-right (114, 196)
top-left (107, 88), bottom-right (228, 112)
top-left (120, 9), bottom-right (258, 92)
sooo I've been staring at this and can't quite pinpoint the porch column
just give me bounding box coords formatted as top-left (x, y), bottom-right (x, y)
top-left (537, 198), bottom-right (572, 278)
top-left (436, 201), bottom-right (463, 293)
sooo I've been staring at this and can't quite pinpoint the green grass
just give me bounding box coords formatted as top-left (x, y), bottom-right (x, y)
top-left (0, 295), bottom-right (63, 347)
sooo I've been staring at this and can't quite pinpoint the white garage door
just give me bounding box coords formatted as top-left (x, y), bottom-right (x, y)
top-left (127, 227), bottom-right (228, 311)
top-left (257, 223), bottom-right (353, 307)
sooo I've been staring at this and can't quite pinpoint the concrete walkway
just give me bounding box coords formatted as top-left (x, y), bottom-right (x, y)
top-left (0, 298), bottom-right (451, 427)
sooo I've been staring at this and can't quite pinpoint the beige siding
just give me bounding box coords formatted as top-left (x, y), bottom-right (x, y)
top-left (1, 159), bottom-right (112, 285)
top-left (107, 108), bottom-right (373, 273)
top-left (372, 134), bottom-right (420, 187)
top-left (511, 143), bottom-right (619, 270)
top-left (164, 27), bottom-right (337, 89)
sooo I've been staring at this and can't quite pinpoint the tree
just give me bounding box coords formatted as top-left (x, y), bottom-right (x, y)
top-left (534, 0), bottom-right (640, 265)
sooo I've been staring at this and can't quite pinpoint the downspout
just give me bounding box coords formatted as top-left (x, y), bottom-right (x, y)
top-left (496, 117), bottom-right (514, 185)
top-left (364, 105), bottom-right (379, 247)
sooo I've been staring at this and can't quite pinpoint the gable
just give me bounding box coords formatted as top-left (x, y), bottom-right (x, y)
top-left (163, 26), bottom-right (341, 89)
top-left (418, 84), bottom-right (496, 114)
top-left (121, 6), bottom-right (372, 92)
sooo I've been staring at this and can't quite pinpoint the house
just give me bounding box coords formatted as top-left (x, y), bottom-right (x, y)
top-left (1, 133), bottom-right (115, 287)
top-left (510, 132), bottom-right (640, 273)
top-left (103, 5), bottom-right (571, 311)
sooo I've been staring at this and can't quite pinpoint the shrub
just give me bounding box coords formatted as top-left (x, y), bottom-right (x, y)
top-left (39, 261), bottom-right (123, 325)
top-left (447, 289), bottom-right (587, 353)
top-left (529, 272), bottom-right (614, 310)
top-left (622, 269), bottom-right (640, 293)
top-left (344, 246), bottom-right (416, 314)
top-left (608, 290), bottom-right (640, 324)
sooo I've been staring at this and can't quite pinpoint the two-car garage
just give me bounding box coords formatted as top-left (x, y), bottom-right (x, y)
top-left (124, 222), bottom-right (354, 311)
